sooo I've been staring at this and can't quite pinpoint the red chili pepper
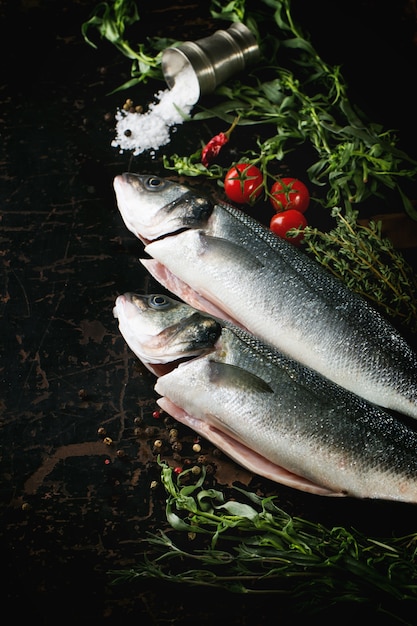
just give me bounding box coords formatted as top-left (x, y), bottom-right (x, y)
top-left (201, 116), bottom-right (240, 168)
top-left (201, 132), bottom-right (228, 167)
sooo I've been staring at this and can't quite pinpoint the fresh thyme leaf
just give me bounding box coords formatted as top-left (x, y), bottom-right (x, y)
top-left (301, 207), bottom-right (417, 334)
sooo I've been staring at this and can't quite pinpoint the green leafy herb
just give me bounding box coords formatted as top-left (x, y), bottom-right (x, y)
top-left (82, 0), bottom-right (417, 219)
top-left (301, 207), bottom-right (417, 334)
top-left (210, 0), bottom-right (247, 22)
top-left (162, 150), bottom-right (224, 178)
top-left (81, 0), bottom-right (166, 89)
top-left (179, 0), bottom-right (417, 220)
top-left (110, 462), bottom-right (417, 621)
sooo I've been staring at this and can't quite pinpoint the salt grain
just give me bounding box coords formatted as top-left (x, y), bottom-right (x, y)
top-left (111, 64), bottom-right (199, 156)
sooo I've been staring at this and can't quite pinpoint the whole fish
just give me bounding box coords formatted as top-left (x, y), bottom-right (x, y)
top-left (113, 291), bottom-right (417, 502)
top-left (113, 173), bottom-right (417, 420)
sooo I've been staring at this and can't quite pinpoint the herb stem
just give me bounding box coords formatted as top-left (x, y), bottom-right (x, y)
top-left (111, 463), bottom-right (417, 623)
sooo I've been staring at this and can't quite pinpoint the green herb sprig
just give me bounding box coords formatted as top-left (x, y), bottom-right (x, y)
top-left (81, 0), bottom-right (167, 90)
top-left (111, 462), bottom-right (417, 622)
top-left (301, 207), bottom-right (417, 334)
top-left (165, 0), bottom-right (417, 220)
top-left (82, 0), bottom-right (417, 219)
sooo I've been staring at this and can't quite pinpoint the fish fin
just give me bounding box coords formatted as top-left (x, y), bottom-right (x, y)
top-left (208, 361), bottom-right (273, 393)
top-left (201, 234), bottom-right (264, 271)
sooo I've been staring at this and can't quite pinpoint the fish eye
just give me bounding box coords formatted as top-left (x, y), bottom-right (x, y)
top-left (145, 176), bottom-right (164, 191)
top-left (148, 294), bottom-right (171, 309)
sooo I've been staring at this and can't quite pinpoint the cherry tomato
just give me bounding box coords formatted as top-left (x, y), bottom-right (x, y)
top-left (270, 177), bottom-right (310, 213)
top-left (269, 209), bottom-right (308, 245)
top-left (224, 163), bottom-right (263, 204)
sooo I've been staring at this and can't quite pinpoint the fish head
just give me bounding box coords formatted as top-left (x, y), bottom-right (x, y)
top-left (113, 173), bottom-right (214, 242)
top-left (113, 292), bottom-right (222, 375)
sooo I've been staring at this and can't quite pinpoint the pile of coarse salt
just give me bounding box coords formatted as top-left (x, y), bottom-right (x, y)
top-left (111, 64), bottom-right (199, 156)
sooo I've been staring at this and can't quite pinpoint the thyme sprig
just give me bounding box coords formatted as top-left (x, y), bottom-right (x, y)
top-left (111, 463), bottom-right (417, 621)
top-left (301, 207), bottom-right (417, 334)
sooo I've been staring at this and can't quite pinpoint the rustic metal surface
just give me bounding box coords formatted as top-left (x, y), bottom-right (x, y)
top-left (2, 1), bottom-right (417, 624)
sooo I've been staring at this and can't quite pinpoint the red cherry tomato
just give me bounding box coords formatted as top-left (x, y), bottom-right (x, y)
top-left (269, 209), bottom-right (308, 245)
top-left (224, 163), bottom-right (263, 204)
top-left (270, 177), bottom-right (310, 213)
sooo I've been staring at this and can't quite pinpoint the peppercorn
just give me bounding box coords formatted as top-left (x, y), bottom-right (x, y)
top-left (152, 439), bottom-right (163, 453)
top-left (123, 98), bottom-right (133, 111)
top-left (169, 428), bottom-right (178, 440)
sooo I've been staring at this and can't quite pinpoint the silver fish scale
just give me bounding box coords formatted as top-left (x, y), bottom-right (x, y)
top-left (203, 199), bottom-right (417, 414)
top-left (217, 323), bottom-right (417, 478)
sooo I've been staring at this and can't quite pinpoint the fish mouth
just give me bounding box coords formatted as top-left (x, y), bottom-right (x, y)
top-left (144, 354), bottom-right (200, 378)
top-left (142, 226), bottom-right (190, 248)
top-left (113, 292), bottom-right (214, 377)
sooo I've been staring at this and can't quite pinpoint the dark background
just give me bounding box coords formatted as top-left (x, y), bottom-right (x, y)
top-left (2, 1), bottom-right (417, 624)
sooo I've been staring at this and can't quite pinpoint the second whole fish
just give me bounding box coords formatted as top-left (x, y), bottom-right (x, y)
top-left (113, 291), bottom-right (417, 502)
top-left (113, 173), bottom-right (417, 420)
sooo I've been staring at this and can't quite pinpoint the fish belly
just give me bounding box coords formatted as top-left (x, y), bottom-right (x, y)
top-left (155, 353), bottom-right (417, 502)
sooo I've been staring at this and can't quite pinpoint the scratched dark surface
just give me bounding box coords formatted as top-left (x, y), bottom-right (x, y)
top-left (2, 1), bottom-right (417, 624)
